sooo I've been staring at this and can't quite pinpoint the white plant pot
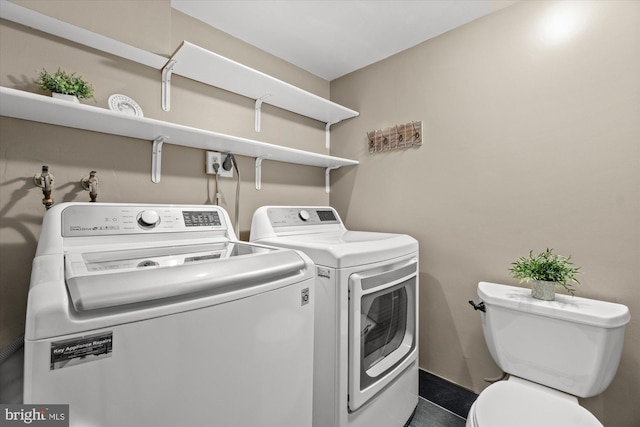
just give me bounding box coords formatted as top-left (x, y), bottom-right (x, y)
top-left (52, 93), bottom-right (79, 103)
top-left (531, 280), bottom-right (556, 301)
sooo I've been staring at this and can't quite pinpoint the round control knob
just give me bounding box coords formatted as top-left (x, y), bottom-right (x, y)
top-left (298, 209), bottom-right (311, 221)
top-left (138, 210), bottom-right (160, 228)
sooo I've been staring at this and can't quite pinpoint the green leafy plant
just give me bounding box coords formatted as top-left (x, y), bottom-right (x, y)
top-left (509, 248), bottom-right (581, 295)
top-left (36, 68), bottom-right (94, 99)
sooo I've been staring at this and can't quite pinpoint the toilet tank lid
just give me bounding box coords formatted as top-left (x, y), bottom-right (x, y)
top-left (478, 282), bottom-right (630, 328)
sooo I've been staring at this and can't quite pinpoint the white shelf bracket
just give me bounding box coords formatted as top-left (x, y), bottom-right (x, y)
top-left (325, 166), bottom-right (340, 193)
top-left (255, 157), bottom-right (266, 190)
top-left (161, 60), bottom-right (176, 112)
top-left (254, 94), bottom-right (272, 132)
top-left (151, 136), bottom-right (168, 183)
top-left (325, 122), bottom-right (334, 149)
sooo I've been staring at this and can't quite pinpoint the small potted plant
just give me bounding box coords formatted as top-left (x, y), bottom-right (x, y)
top-left (36, 68), bottom-right (94, 102)
top-left (509, 248), bottom-right (581, 300)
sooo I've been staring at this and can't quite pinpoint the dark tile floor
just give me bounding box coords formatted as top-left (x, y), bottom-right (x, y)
top-left (419, 370), bottom-right (477, 418)
top-left (407, 398), bottom-right (467, 427)
top-left (408, 370), bottom-right (477, 427)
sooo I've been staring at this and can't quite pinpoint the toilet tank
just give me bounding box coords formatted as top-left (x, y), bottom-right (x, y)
top-left (477, 282), bottom-right (630, 398)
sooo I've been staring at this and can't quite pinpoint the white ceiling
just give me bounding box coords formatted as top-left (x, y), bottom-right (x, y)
top-left (171, 0), bottom-right (497, 81)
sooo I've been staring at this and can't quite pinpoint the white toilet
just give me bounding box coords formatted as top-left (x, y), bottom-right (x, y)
top-left (467, 281), bottom-right (631, 427)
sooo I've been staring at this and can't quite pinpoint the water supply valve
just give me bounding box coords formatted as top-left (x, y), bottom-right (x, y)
top-left (81, 171), bottom-right (99, 202)
top-left (33, 165), bottom-right (54, 209)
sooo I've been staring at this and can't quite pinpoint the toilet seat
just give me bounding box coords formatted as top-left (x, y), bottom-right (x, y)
top-left (472, 379), bottom-right (602, 427)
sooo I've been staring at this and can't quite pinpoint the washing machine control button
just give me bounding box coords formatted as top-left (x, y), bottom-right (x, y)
top-left (138, 210), bottom-right (160, 228)
top-left (298, 210), bottom-right (311, 221)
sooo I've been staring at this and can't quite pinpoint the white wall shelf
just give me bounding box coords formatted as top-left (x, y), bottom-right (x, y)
top-left (0, 2), bottom-right (359, 191)
top-left (0, 3), bottom-right (359, 145)
top-left (0, 87), bottom-right (358, 191)
top-left (163, 41), bottom-right (359, 145)
top-left (0, 1), bottom-right (168, 69)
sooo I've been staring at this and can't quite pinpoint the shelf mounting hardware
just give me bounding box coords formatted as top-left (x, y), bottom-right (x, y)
top-left (325, 166), bottom-right (340, 193)
top-left (255, 157), bottom-right (266, 190)
top-left (254, 94), bottom-right (272, 132)
top-left (325, 122), bottom-right (333, 149)
top-left (151, 136), bottom-right (168, 183)
top-left (161, 60), bottom-right (177, 112)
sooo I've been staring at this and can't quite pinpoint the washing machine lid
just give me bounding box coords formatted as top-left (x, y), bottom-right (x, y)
top-left (64, 242), bottom-right (307, 311)
top-left (256, 231), bottom-right (417, 268)
top-left (473, 380), bottom-right (602, 427)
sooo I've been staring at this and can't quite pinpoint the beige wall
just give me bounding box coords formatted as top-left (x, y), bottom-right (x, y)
top-left (330, 1), bottom-right (639, 426)
top-left (2, 1), bottom-right (639, 426)
top-left (0, 1), bottom-right (331, 348)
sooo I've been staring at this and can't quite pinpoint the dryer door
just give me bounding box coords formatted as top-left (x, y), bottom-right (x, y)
top-left (348, 257), bottom-right (418, 411)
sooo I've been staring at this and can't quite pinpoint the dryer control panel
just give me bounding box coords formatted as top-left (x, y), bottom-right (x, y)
top-left (267, 207), bottom-right (341, 227)
top-left (61, 204), bottom-right (226, 237)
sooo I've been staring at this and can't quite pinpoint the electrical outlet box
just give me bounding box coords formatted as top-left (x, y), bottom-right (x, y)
top-left (205, 151), bottom-right (233, 177)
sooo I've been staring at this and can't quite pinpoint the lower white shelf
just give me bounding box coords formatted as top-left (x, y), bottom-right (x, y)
top-left (0, 87), bottom-right (357, 191)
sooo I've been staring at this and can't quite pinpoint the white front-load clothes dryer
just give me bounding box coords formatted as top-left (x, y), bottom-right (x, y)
top-left (250, 206), bottom-right (419, 427)
top-left (25, 203), bottom-right (315, 427)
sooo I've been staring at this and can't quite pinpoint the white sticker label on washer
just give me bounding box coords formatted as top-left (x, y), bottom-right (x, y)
top-left (317, 267), bottom-right (331, 279)
top-left (50, 332), bottom-right (113, 370)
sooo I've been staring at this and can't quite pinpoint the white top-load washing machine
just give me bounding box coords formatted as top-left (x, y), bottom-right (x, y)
top-left (250, 206), bottom-right (419, 427)
top-left (25, 202), bottom-right (315, 427)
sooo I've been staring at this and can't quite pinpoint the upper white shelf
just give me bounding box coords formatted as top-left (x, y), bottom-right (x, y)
top-left (0, 87), bottom-right (359, 171)
top-left (164, 41), bottom-right (359, 125)
top-left (0, 1), bottom-right (168, 69)
top-left (0, 2), bottom-right (359, 130)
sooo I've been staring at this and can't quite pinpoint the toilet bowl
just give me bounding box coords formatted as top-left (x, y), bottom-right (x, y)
top-left (466, 377), bottom-right (601, 427)
top-left (468, 282), bottom-right (630, 427)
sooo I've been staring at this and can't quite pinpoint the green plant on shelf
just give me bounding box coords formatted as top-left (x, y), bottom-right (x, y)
top-left (36, 68), bottom-right (94, 99)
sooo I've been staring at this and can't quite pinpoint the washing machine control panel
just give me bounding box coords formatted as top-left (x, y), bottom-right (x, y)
top-left (62, 205), bottom-right (226, 236)
top-left (267, 207), bottom-right (340, 227)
